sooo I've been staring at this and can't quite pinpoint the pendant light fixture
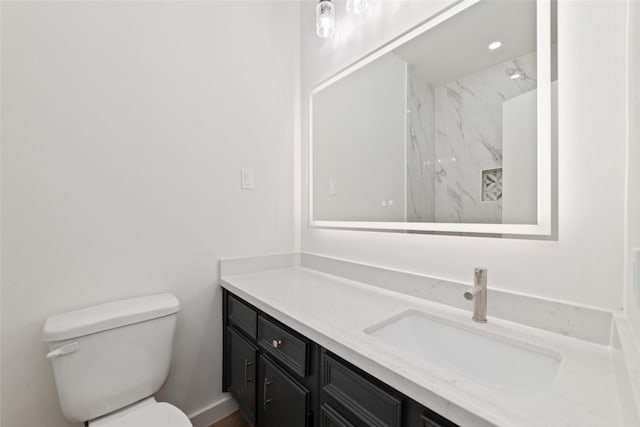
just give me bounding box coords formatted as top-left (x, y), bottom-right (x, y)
top-left (316, 0), bottom-right (336, 39)
top-left (346, 0), bottom-right (368, 14)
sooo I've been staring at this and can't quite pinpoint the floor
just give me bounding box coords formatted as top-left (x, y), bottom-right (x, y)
top-left (209, 411), bottom-right (253, 427)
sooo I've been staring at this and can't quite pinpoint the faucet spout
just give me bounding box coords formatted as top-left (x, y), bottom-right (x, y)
top-left (464, 285), bottom-right (482, 300)
top-left (465, 268), bottom-right (487, 323)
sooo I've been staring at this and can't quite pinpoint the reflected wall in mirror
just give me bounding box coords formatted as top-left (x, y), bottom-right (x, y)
top-left (310, 0), bottom-right (557, 235)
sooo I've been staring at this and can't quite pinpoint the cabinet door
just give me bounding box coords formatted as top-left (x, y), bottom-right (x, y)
top-left (321, 352), bottom-right (402, 427)
top-left (227, 327), bottom-right (258, 423)
top-left (260, 355), bottom-right (310, 427)
top-left (321, 403), bottom-right (355, 427)
top-left (418, 412), bottom-right (459, 427)
top-left (403, 399), bottom-right (459, 427)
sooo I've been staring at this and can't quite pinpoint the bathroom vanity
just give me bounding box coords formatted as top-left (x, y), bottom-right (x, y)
top-left (222, 289), bottom-right (456, 427)
top-left (220, 254), bottom-right (640, 427)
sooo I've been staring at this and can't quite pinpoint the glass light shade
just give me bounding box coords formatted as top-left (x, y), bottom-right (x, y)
top-left (316, 0), bottom-right (336, 39)
top-left (347, 0), bottom-right (368, 14)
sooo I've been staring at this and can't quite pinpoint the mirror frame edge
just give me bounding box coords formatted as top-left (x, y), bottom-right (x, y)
top-left (308, 0), bottom-right (554, 237)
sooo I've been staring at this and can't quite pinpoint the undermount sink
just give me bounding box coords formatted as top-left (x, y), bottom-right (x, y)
top-left (365, 310), bottom-right (561, 394)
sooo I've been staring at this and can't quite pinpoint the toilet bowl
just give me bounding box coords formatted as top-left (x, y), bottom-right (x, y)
top-left (42, 293), bottom-right (192, 426)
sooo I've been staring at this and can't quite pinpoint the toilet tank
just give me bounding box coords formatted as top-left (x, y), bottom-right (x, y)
top-left (42, 293), bottom-right (180, 423)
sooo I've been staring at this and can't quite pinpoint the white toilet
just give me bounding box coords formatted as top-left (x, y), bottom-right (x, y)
top-left (42, 293), bottom-right (192, 427)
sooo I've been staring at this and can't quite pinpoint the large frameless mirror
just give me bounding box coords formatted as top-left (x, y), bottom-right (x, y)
top-left (310, 0), bottom-right (557, 235)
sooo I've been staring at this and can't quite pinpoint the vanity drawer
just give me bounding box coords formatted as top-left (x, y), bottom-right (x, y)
top-left (321, 403), bottom-right (355, 427)
top-left (404, 400), bottom-right (459, 427)
top-left (258, 316), bottom-right (309, 378)
top-left (321, 352), bottom-right (402, 427)
top-left (228, 295), bottom-right (258, 339)
top-left (421, 416), bottom-right (448, 427)
top-left (419, 409), bottom-right (458, 427)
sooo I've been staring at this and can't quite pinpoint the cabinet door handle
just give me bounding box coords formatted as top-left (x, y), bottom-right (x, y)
top-left (243, 359), bottom-right (254, 386)
top-left (263, 377), bottom-right (272, 410)
top-left (271, 339), bottom-right (282, 349)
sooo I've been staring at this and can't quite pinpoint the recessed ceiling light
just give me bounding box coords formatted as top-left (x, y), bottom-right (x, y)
top-left (509, 71), bottom-right (523, 80)
top-left (488, 41), bottom-right (502, 50)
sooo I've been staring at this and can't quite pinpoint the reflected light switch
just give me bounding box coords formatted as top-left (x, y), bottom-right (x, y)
top-left (329, 179), bottom-right (338, 196)
top-left (241, 169), bottom-right (254, 190)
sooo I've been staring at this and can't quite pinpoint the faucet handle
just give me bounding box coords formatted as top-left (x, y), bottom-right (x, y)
top-left (474, 268), bottom-right (487, 284)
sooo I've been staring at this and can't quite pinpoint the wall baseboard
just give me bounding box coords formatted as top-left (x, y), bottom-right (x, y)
top-left (188, 394), bottom-right (239, 427)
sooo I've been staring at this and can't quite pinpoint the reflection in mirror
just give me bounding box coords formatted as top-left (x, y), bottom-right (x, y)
top-left (311, 0), bottom-right (557, 230)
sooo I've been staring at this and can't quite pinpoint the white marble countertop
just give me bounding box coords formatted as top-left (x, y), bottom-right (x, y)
top-left (221, 266), bottom-right (629, 427)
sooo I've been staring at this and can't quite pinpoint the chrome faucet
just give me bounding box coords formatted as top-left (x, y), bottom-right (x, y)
top-left (464, 268), bottom-right (487, 323)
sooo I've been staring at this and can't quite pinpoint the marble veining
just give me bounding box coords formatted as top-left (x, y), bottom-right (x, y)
top-left (405, 50), bottom-right (538, 223)
top-left (406, 66), bottom-right (436, 222)
top-left (435, 51), bottom-right (537, 223)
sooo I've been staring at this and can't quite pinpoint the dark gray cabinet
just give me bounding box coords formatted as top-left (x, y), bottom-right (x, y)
top-left (321, 403), bottom-right (355, 427)
top-left (420, 415), bottom-right (449, 427)
top-left (403, 399), bottom-right (458, 427)
top-left (261, 355), bottom-right (310, 427)
top-left (222, 289), bottom-right (457, 427)
top-left (226, 327), bottom-right (258, 423)
top-left (258, 316), bottom-right (309, 379)
top-left (224, 290), bottom-right (318, 427)
top-left (320, 352), bottom-right (402, 427)
top-left (228, 294), bottom-right (258, 339)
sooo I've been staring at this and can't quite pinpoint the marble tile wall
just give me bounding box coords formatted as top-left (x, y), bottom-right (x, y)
top-left (406, 67), bottom-right (436, 222)
top-left (405, 51), bottom-right (537, 223)
top-left (434, 51), bottom-right (537, 223)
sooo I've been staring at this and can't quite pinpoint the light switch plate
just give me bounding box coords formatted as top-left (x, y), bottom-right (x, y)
top-left (329, 179), bottom-right (338, 196)
top-left (241, 169), bottom-right (254, 190)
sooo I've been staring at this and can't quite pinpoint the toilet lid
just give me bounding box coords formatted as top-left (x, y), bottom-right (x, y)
top-left (93, 402), bottom-right (192, 427)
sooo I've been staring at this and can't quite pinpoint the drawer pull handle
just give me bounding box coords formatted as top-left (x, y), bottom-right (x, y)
top-left (243, 359), bottom-right (254, 386)
top-left (272, 339), bottom-right (282, 348)
top-left (263, 378), bottom-right (273, 409)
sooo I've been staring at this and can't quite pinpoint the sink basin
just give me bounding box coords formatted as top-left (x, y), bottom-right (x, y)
top-left (365, 310), bottom-right (561, 394)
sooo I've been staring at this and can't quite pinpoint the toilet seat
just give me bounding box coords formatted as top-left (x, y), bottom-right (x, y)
top-left (89, 398), bottom-right (192, 427)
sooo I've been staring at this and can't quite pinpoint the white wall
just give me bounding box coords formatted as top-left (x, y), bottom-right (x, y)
top-left (300, 0), bottom-right (627, 310)
top-left (502, 87), bottom-right (539, 224)
top-left (626, 0), bottom-right (640, 344)
top-left (312, 53), bottom-right (406, 221)
top-left (1, 2), bottom-right (298, 426)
